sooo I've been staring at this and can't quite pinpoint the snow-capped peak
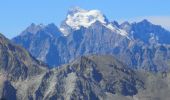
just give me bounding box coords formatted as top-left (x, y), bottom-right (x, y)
top-left (65, 7), bottom-right (107, 30)
top-left (60, 7), bottom-right (129, 38)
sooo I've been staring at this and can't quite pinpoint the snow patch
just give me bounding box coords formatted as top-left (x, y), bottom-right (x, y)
top-left (60, 28), bottom-right (69, 36)
top-left (106, 24), bottom-right (128, 36)
top-left (104, 24), bottom-right (130, 39)
top-left (66, 9), bottom-right (106, 30)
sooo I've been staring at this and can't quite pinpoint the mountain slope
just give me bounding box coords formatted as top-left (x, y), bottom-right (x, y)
top-left (24, 55), bottom-right (170, 100)
top-left (0, 33), bottom-right (47, 99)
top-left (0, 33), bottom-right (47, 79)
top-left (1, 46), bottom-right (170, 100)
top-left (1, 34), bottom-right (170, 100)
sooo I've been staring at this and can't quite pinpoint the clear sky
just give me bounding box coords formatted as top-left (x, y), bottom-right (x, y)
top-left (0, 0), bottom-right (170, 38)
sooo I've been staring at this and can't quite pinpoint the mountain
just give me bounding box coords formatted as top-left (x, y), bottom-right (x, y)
top-left (60, 7), bottom-right (108, 36)
top-left (0, 33), bottom-right (47, 100)
top-left (60, 7), bottom-right (128, 37)
top-left (13, 23), bottom-right (63, 67)
top-left (1, 33), bottom-right (170, 99)
top-left (1, 35), bottom-right (170, 99)
top-left (12, 7), bottom-right (170, 72)
top-left (131, 19), bottom-right (170, 44)
top-left (0, 33), bottom-right (47, 79)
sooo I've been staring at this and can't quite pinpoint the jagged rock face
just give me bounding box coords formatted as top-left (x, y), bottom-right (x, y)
top-left (12, 21), bottom-right (130, 67)
top-left (12, 24), bottom-right (63, 67)
top-left (12, 8), bottom-right (170, 72)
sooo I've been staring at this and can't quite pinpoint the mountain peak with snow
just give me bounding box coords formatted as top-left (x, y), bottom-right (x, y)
top-left (66, 7), bottom-right (108, 29)
top-left (60, 7), bottom-right (109, 35)
top-left (60, 7), bottom-right (129, 38)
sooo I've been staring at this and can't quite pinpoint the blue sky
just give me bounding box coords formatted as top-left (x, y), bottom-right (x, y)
top-left (0, 0), bottom-right (170, 38)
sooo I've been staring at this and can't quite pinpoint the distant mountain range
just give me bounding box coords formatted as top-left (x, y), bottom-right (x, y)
top-left (12, 7), bottom-right (170, 72)
top-left (1, 32), bottom-right (170, 99)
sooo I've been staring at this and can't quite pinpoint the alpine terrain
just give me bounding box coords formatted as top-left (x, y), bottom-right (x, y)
top-left (1, 32), bottom-right (170, 99)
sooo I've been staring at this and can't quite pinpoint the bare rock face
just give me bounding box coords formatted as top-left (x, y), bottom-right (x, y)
top-left (30, 55), bottom-right (143, 100)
